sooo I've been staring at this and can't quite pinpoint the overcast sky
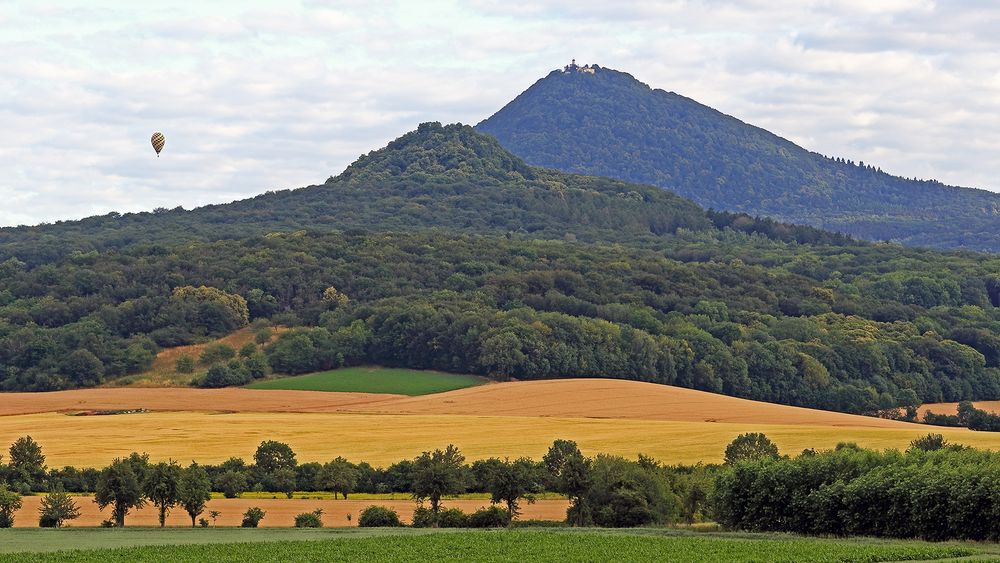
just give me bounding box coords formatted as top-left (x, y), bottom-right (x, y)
top-left (3, 1), bottom-right (1000, 227)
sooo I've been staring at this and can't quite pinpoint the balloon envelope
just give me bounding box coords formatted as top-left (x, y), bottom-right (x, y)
top-left (151, 132), bottom-right (165, 156)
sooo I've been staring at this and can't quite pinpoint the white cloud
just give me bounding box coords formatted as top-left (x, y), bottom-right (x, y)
top-left (3, 0), bottom-right (1000, 226)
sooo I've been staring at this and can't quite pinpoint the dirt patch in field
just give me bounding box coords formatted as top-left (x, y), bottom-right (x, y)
top-left (0, 379), bottom-right (912, 428)
top-left (13, 496), bottom-right (568, 528)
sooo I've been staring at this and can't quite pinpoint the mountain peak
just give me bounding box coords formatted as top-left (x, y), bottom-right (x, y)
top-left (477, 63), bottom-right (1000, 252)
top-left (336, 122), bottom-right (534, 184)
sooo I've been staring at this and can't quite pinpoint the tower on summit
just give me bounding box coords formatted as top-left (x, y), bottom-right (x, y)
top-left (563, 59), bottom-right (595, 74)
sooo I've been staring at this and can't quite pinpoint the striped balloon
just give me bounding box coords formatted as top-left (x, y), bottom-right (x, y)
top-left (151, 132), bottom-right (165, 157)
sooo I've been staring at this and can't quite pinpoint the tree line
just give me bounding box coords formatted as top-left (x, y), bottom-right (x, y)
top-left (0, 435), bottom-right (713, 529)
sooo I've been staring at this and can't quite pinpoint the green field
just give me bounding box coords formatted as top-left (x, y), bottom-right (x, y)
top-left (0, 529), bottom-right (987, 562)
top-left (245, 366), bottom-right (487, 395)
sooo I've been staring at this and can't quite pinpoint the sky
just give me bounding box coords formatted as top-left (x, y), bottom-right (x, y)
top-left (3, 1), bottom-right (1000, 227)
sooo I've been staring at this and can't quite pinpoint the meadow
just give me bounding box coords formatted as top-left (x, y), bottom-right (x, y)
top-left (244, 366), bottom-right (487, 395)
top-left (0, 529), bottom-right (985, 561)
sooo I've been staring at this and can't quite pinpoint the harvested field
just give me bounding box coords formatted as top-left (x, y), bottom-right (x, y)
top-left (0, 379), bottom-right (914, 427)
top-left (919, 401), bottom-right (1000, 418)
top-left (12, 496), bottom-right (568, 528)
top-left (0, 388), bottom-right (400, 417)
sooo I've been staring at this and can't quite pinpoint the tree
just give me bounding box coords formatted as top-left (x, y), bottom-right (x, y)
top-left (411, 445), bottom-right (467, 522)
top-left (60, 349), bottom-right (105, 387)
top-left (178, 463), bottom-right (212, 528)
top-left (543, 440), bottom-right (592, 526)
top-left (38, 485), bottom-right (81, 528)
top-left (0, 486), bottom-right (22, 528)
top-left (254, 441), bottom-right (297, 474)
top-left (724, 433), bottom-right (779, 465)
top-left (209, 510), bottom-right (221, 526)
top-left (8, 436), bottom-right (46, 491)
top-left (271, 468), bottom-right (298, 499)
top-left (483, 457), bottom-right (539, 520)
top-left (144, 461), bottom-right (182, 527)
top-left (216, 470), bottom-right (249, 499)
top-left (315, 457), bottom-right (359, 499)
top-left (94, 456), bottom-right (147, 527)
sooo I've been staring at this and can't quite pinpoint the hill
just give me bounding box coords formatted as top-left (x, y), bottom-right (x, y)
top-left (4, 124), bottom-right (1000, 417)
top-left (477, 64), bottom-right (1000, 252)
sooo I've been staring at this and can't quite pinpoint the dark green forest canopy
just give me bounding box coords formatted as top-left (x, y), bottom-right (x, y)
top-left (2, 123), bottom-right (1000, 417)
top-left (477, 65), bottom-right (1000, 252)
top-left (4, 227), bottom-right (1000, 413)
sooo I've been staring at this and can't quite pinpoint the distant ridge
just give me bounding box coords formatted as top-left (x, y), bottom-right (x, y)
top-left (477, 64), bottom-right (1000, 252)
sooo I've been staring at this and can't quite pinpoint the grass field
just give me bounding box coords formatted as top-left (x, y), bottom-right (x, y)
top-left (0, 529), bottom-right (984, 561)
top-left (245, 366), bottom-right (487, 395)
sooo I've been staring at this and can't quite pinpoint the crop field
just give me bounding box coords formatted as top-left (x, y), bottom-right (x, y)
top-left (245, 366), bottom-right (488, 395)
top-left (4, 410), bottom-right (1000, 469)
top-left (10, 496), bottom-right (569, 528)
top-left (920, 400), bottom-right (1000, 417)
top-left (3, 379), bottom-right (1000, 468)
top-left (0, 529), bottom-right (984, 561)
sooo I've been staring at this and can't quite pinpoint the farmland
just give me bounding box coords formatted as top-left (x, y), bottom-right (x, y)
top-left (10, 496), bottom-right (569, 528)
top-left (0, 529), bottom-right (984, 561)
top-left (245, 366), bottom-right (488, 395)
top-left (2, 379), bottom-right (1000, 468)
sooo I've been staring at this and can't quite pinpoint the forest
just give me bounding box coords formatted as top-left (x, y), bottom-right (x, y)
top-left (478, 65), bottom-right (1000, 252)
top-left (2, 124), bottom-right (1000, 417)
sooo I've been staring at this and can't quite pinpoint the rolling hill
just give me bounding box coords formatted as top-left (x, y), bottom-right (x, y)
top-left (477, 63), bottom-right (1000, 252)
top-left (4, 123), bottom-right (1000, 419)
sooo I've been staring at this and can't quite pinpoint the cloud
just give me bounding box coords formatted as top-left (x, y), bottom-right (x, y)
top-left (3, 0), bottom-right (1000, 226)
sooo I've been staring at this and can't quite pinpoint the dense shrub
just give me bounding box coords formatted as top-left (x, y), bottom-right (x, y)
top-left (294, 509), bottom-right (323, 528)
top-left (468, 506), bottom-right (511, 528)
top-left (357, 505), bottom-right (402, 527)
top-left (436, 508), bottom-right (469, 528)
top-left (241, 507), bottom-right (266, 528)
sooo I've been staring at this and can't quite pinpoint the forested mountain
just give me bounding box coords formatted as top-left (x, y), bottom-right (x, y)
top-left (4, 123), bottom-right (1000, 417)
top-left (477, 64), bottom-right (1000, 252)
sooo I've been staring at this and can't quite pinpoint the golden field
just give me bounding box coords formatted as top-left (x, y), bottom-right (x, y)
top-left (2, 379), bottom-right (1000, 467)
top-left (11, 496), bottom-right (569, 528)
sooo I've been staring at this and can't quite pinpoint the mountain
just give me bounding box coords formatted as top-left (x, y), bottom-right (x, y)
top-left (477, 64), bottom-right (1000, 252)
top-left (4, 123), bottom-right (1000, 419)
top-left (0, 123), bottom-right (711, 265)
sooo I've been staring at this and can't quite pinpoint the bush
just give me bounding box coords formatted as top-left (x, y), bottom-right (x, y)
top-left (255, 327), bottom-right (274, 345)
top-left (198, 517), bottom-right (209, 528)
top-left (468, 506), bottom-right (511, 528)
top-left (200, 344), bottom-right (236, 366)
top-left (241, 507), bottom-right (266, 528)
top-left (437, 507), bottom-right (469, 528)
top-left (198, 363), bottom-right (251, 388)
top-left (294, 509), bottom-right (324, 528)
top-left (100, 519), bottom-right (115, 528)
top-left (239, 342), bottom-right (258, 358)
top-left (410, 506), bottom-right (435, 528)
top-left (357, 505), bottom-right (402, 527)
top-left (175, 355), bottom-right (195, 374)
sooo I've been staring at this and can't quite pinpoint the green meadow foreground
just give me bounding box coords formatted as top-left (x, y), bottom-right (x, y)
top-left (244, 367), bottom-right (487, 395)
top-left (0, 529), bottom-right (986, 562)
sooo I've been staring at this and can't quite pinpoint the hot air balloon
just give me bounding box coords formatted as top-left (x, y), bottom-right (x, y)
top-left (151, 132), bottom-right (165, 157)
